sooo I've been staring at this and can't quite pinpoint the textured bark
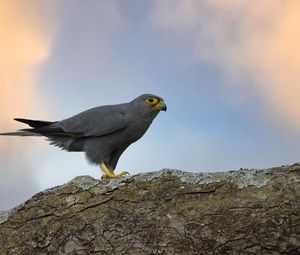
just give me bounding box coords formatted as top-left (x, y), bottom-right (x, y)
top-left (0, 164), bottom-right (300, 255)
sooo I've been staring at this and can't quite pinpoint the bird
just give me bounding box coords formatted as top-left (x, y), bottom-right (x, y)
top-left (0, 94), bottom-right (167, 179)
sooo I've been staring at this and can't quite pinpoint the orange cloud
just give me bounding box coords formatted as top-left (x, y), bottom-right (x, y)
top-left (153, 0), bottom-right (300, 128)
top-left (0, 0), bottom-right (58, 209)
top-left (0, 1), bottom-right (54, 129)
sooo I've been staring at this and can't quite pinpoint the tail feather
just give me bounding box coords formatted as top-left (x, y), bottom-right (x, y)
top-left (0, 118), bottom-right (56, 136)
top-left (0, 131), bottom-right (41, 136)
top-left (1, 118), bottom-right (84, 138)
top-left (14, 118), bottom-right (56, 128)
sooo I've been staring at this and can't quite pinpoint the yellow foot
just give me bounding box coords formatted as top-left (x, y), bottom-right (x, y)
top-left (99, 163), bottom-right (129, 179)
top-left (101, 171), bottom-right (128, 180)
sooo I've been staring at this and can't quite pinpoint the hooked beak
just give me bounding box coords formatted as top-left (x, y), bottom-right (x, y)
top-left (154, 101), bottom-right (167, 111)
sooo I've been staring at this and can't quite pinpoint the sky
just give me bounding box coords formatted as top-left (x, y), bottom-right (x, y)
top-left (1, 0), bottom-right (300, 210)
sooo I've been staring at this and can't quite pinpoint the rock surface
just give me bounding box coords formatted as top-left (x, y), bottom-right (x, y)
top-left (0, 164), bottom-right (300, 254)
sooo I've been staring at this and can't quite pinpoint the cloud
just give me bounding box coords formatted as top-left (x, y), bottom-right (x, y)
top-left (0, 1), bottom-right (58, 210)
top-left (152, 0), bottom-right (300, 128)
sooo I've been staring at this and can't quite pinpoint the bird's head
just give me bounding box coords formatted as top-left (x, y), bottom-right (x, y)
top-left (131, 94), bottom-right (167, 119)
top-left (132, 94), bottom-right (167, 110)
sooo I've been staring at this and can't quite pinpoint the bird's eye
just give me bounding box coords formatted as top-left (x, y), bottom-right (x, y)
top-left (146, 97), bottom-right (158, 106)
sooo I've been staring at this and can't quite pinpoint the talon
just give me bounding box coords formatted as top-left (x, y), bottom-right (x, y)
top-left (101, 173), bottom-right (115, 179)
top-left (99, 163), bottom-right (128, 179)
top-left (101, 174), bottom-right (108, 180)
top-left (101, 172), bottom-right (127, 179)
top-left (115, 171), bottom-right (128, 177)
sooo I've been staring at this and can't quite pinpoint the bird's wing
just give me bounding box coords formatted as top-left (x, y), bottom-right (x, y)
top-left (55, 105), bottom-right (129, 137)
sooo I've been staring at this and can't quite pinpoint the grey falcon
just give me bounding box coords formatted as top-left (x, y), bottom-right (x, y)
top-left (0, 94), bottom-right (167, 179)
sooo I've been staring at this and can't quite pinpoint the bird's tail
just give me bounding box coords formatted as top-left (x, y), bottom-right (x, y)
top-left (14, 118), bottom-right (56, 128)
top-left (0, 118), bottom-right (56, 137)
top-left (0, 131), bottom-right (42, 136)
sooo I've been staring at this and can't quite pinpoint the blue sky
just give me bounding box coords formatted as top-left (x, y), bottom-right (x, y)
top-left (1, 0), bottom-right (300, 210)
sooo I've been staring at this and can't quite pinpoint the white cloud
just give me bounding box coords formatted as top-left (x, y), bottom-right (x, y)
top-left (152, 0), bottom-right (300, 128)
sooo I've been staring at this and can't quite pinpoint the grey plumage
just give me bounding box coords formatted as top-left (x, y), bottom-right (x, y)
top-left (0, 94), bottom-right (167, 171)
